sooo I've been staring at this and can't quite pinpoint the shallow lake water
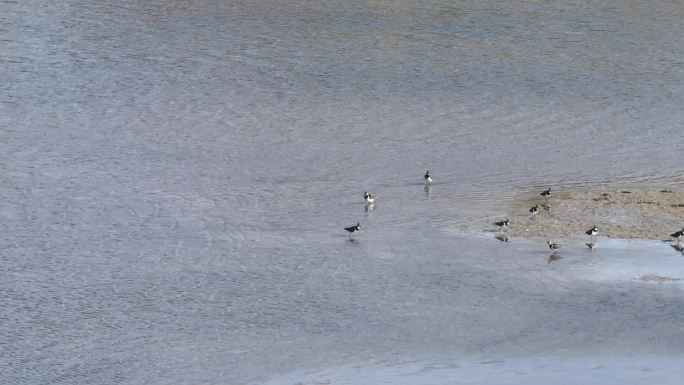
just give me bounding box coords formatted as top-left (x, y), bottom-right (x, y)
top-left (2, 1), bottom-right (684, 384)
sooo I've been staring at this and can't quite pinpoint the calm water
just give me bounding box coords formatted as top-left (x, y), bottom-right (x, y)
top-left (2, 1), bottom-right (684, 384)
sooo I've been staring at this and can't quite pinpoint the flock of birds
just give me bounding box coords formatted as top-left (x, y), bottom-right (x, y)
top-left (343, 171), bottom-right (432, 238)
top-left (344, 171), bottom-right (684, 256)
top-left (496, 188), bottom-right (684, 258)
top-left (495, 188), bottom-right (684, 256)
top-left (493, 187), bottom-right (601, 254)
top-left (488, 188), bottom-right (603, 258)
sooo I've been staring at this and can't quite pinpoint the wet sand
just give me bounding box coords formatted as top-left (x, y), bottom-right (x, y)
top-left (499, 188), bottom-right (684, 241)
top-left (639, 274), bottom-right (682, 284)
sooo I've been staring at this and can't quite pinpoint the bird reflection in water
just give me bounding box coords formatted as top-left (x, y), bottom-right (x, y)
top-left (495, 234), bottom-right (509, 242)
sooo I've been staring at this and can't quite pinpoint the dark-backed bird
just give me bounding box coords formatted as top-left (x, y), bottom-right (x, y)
top-left (424, 170), bottom-right (432, 184)
top-left (548, 241), bottom-right (560, 251)
top-left (541, 188), bottom-right (551, 197)
top-left (364, 191), bottom-right (378, 204)
top-left (345, 222), bottom-right (361, 238)
top-left (586, 225), bottom-right (598, 241)
top-left (494, 219), bottom-right (509, 232)
top-left (529, 205), bottom-right (540, 216)
top-left (671, 228), bottom-right (684, 243)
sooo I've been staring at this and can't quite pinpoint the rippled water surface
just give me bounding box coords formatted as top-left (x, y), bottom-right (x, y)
top-left (2, 1), bottom-right (684, 384)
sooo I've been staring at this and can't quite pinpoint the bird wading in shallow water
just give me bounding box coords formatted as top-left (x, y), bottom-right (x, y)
top-left (586, 225), bottom-right (598, 242)
top-left (548, 240), bottom-right (560, 252)
top-left (363, 191), bottom-right (378, 204)
top-left (541, 188), bottom-right (551, 198)
top-left (671, 228), bottom-right (684, 244)
top-left (345, 222), bottom-right (361, 238)
top-left (424, 170), bottom-right (432, 184)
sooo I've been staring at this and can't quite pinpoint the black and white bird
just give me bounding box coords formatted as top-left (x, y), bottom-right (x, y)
top-left (671, 228), bottom-right (684, 244)
top-left (586, 225), bottom-right (598, 241)
top-left (424, 170), bottom-right (432, 184)
top-left (529, 205), bottom-right (540, 216)
top-left (494, 219), bottom-right (509, 232)
top-left (364, 191), bottom-right (378, 204)
top-left (548, 241), bottom-right (560, 251)
top-left (345, 222), bottom-right (361, 238)
top-left (540, 188), bottom-right (551, 197)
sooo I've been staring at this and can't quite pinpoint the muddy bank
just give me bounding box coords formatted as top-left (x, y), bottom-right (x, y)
top-left (497, 188), bottom-right (684, 241)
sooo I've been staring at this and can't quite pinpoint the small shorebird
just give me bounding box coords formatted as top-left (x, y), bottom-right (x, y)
top-left (345, 222), bottom-right (361, 238)
top-left (494, 219), bottom-right (509, 232)
top-left (540, 188), bottom-right (551, 198)
top-left (424, 170), bottom-right (432, 184)
top-left (586, 225), bottom-right (598, 242)
top-left (363, 191), bottom-right (378, 204)
top-left (549, 241), bottom-right (560, 254)
top-left (529, 205), bottom-right (540, 217)
top-left (671, 228), bottom-right (684, 244)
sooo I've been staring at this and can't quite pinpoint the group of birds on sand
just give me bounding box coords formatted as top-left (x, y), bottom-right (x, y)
top-left (494, 187), bottom-right (601, 254)
top-left (545, 225), bottom-right (598, 253)
top-left (527, 188), bottom-right (550, 217)
top-left (495, 187), bottom-right (684, 255)
top-left (344, 170), bottom-right (432, 238)
top-left (345, 173), bottom-right (684, 255)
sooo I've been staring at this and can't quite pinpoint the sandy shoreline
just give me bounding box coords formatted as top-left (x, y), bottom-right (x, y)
top-left (497, 188), bottom-right (684, 241)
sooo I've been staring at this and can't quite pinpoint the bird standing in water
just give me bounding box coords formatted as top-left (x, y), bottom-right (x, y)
top-left (345, 222), bottom-right (361, 238)
top-left (364, 191), bottom-right (378, 204)
top-left (424, 170), bottom-right (432, 184)
top-left (586, 225), bottom-right (598, 242)
top-left (548, 241), bottom-right (560, 252)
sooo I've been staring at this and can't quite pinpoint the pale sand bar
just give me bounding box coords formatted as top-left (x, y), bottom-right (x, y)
top-left (504, 188), bottom-right (684, 241)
